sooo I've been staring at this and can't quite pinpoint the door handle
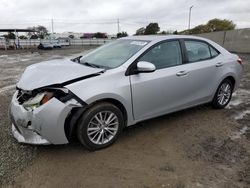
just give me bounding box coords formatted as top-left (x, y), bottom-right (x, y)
top-left (216, 62), bottom-right (223, 67)
top-left (176, 71), bottom-right (189, 76)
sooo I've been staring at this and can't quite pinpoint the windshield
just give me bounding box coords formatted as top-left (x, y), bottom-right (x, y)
top-left (80, 39), bottom-right (149, 69)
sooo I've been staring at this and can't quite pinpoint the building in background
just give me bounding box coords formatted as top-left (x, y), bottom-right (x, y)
top-left (51, 32), bottom-right (113, 39)
top-left (51, 32), bottom-right (83, 39)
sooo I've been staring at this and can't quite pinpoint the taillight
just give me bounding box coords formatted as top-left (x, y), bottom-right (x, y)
top-left (237, 58), bottom-right (243, 65)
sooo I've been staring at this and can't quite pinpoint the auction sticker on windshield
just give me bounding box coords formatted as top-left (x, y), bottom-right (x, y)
top-left (130, 41), bottom-right (148, 46)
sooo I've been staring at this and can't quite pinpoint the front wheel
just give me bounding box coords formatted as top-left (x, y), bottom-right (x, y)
top-left (77, 102), bottom-right (124, 150)
top-left (212, 79), bottom-right (233, 109)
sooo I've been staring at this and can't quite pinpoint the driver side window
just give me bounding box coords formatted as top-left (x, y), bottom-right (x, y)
top-left (139, 40), bottom-right (182, 69)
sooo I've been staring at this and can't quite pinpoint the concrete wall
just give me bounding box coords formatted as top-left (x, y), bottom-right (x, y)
top-left (197, 28), bottom-right (250, 53)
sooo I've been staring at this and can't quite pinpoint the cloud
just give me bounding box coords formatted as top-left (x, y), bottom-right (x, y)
top-left (0, 0), bottom-right (249, 35)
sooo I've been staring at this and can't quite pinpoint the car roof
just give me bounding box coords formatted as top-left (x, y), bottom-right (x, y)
top-left (120, 34), bottom-right (230, 55)
top-left (122, 35), bottom-right (209, 42)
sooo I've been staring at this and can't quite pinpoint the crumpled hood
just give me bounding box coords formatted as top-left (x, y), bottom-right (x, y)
top-left (17, 59), bottom-right (104, 91)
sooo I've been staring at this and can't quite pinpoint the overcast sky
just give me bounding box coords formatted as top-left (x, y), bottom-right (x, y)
top-left (0, 0), bottom-right (250, 35)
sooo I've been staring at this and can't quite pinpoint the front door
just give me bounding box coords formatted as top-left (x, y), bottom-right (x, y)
top-left (130, 40), bottom-right (188, 121)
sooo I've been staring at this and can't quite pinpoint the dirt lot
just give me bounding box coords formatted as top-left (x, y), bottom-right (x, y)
top-left (0, 48), bottom-right (249, 188)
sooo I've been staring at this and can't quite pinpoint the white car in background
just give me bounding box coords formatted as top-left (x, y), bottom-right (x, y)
top-left (37, 43), bottom-right (53, 50)
top-left (51, 41), bottom-right (62, 48)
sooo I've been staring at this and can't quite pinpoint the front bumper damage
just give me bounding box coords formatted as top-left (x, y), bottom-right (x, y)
top-left (9, 91), bottom-right (81, 145)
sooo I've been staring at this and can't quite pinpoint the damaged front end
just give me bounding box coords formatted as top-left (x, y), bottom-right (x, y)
top-left (9, 87), bottom-right (85, 145)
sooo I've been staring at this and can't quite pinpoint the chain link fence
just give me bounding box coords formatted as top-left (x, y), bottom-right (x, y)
top-left (0, 38), bottom-right (113, 50)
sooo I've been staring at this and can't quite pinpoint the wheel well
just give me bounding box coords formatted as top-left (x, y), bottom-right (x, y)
top-left (224, 76), bottom-right (235, 90)
top-left (64, 98), bottom-right (128, 141)
top-left (90, 98), bottom-right (128, 125)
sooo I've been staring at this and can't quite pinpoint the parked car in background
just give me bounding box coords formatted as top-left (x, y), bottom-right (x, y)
top-left (56, 37), bottom-right (70, 46)
top-left (37, 43), bottom-right (53, 50)
top-left (51, 40), bottom-right (62, 48)
top-left (10, 35), bottom-right (243, 150)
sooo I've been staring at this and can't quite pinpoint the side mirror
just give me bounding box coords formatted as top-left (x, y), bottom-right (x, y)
top-left (137, 61), bottom-right (156, 73)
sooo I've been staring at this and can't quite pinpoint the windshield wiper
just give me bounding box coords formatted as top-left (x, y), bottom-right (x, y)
top-left (71, 56), bottom-right (82, 63)
top-left (82, 62), bottom-right (101, 68)
top-left (72, 57), bottom-right (108, 69)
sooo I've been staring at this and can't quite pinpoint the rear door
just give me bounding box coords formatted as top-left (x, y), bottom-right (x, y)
top-left (180, 39), bottom-right (223, 104)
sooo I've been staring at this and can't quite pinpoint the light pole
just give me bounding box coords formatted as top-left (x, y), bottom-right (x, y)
top-left (188, 5), bottom-right (194, 33)
top-left (51, 19), bottom-right (54, 34)
top-left (117, 18), bottom-right (120, 34)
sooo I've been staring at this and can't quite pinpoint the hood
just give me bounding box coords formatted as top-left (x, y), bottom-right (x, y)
top-left (17, 59), bottom-right (104, 91)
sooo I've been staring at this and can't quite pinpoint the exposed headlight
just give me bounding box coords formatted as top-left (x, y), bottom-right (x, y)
top-left (23, 92), bottom-right (53, 111)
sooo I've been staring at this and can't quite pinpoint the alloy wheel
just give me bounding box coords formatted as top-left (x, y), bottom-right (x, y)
top-left (87, 111), bottom-right (119, 145)
top-left (217, 82), bottom-right (232, 106)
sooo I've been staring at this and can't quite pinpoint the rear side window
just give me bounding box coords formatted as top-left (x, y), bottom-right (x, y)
top-left (185, 40), bottom-right (211, 62)
top-left (210, 46), bottom-right (219, 57)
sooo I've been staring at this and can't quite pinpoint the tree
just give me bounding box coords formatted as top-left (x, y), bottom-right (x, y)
top-left (19, 35), bottom-right (28, 39)
top-left (160, 31), bottom-right (167, 35)
top-left (159, 30), bottom-right (174, 35)
top-left (206, 18), bottom-right (236, 32)
top-left (117, 31), bottom-right (128, 38)
top-left (30, 34), bottom-right (39, 39)
top-left (3, 32), bottom-right (16, 39)
top-left (27, 27), bottom-right (36, 38)
top-left (36, 25), bottom-right (49, 39)
top-left (180, 18), bottom-right (237, 34)
top-left (135, 27), bottom-right (145, 35)
top-left (27, 25), bottom-right (48, 39)
top-left (144, 23), bottom-right (160, 35)
top-left (93, 32), bottom-right (107, 38)
top-left (189, 24), bottom-right (210, 34)
top-left (173, 30), bottom-right (178, 35)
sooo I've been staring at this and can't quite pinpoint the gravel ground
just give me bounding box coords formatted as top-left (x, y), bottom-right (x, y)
top-left (0, 48), bottom-right (249, 188)
top-left (0, 47), bottom-right (95, 186)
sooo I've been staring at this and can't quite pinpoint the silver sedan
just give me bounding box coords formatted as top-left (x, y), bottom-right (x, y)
top-left (9, 35), bottom-right (243, 150)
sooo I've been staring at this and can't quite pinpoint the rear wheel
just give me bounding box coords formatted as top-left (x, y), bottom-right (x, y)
top-left (77, 102), bottom-right (124, 150)
top-left (212, 79), bottom-right (233, 109)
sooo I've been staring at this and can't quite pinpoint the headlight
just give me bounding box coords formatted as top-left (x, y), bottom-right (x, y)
top-left (23, 92), bottom-right (53, 111)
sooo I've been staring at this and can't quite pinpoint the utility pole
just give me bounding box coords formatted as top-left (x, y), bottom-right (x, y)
top-left (51, 19), bottom-right (54, 34)
top-left (117, 19), bottom-right (120, 34)
top-left (14, 29), bottom-right (18, 50)
top-left (188, 5), bottom-right (193, 33)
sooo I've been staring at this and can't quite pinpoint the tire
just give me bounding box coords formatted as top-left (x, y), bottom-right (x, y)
top-left (77, 102), bottom-right (124, 150)
top-left (212, 79), bottom-right (233, 109)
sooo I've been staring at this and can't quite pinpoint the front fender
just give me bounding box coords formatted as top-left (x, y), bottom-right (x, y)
top-left (65, 71), bottom-right (134, 126)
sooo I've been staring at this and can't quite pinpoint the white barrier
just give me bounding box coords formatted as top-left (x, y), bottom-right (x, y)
top-left (0, 38), bottom-right (113, 49)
